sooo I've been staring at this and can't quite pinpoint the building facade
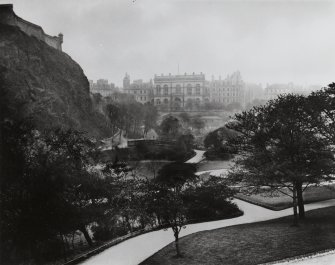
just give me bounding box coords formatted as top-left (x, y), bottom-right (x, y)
top-left (123, 74), bottom-right (154, 104)
top-left (209, 71), bottom-right (245, 105)
top-left (122, 71), bottom-right (246, 109)
top-left (89, 79), bottom-right (116, 97)
top-left (153, 72), bottom-right (209, 110)
top-left (265, 83), bottom-right (294, 100)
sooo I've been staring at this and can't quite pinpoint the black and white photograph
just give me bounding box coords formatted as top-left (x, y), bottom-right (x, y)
top-left (1, 0), bottom-right (335, 264)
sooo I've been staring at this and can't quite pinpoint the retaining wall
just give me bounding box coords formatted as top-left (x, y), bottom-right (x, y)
top-left (0, 4), bottom-right (63, 51)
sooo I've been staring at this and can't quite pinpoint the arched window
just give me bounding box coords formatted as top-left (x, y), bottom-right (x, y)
top-left (187, 84), bottom-right (192, 95)
top-left (176, 84), bottom-right (181, 94)
top-left (163, 98), bottom-right (169, 104)
top-left (163, 84), bottom-right (169, 95)
top-left (156, 98), bottom-right (161, 105)
top-left (156, 85), bottom-right (161, 95)
top-left (196, 84), bottom-right (201, 95)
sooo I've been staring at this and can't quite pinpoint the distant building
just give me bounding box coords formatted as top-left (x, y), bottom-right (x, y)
top-left (153, 72), bottom-right (209, 110)
top-left (89, 79), bottom-right (116, 97)
top-left (123, 73), bottom-right (130, 90)
top-left (244, 83), bottom-right (265, 104)
top-left (209, 71), bottom-right (245, 105)
top-left (123, 73), bottom-right (154, 104)
top-left (264, 82), bottom-right (306, 100)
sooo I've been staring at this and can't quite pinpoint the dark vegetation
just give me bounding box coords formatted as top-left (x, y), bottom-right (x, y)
top-left (201, 84), bottom-right (335, 225)
top-left (105, 98), bottom-right (158, 138)
top-left (0, 24), bottom-right (110, 139)
top-left (225, 88), bottom-right (335, 225)
top-left (204, 126), bottom-right (238, 160)
top-left (141, 206), bottom-right (335, 265)
top-left (0, 35), bottom-right (238, 263)
top-left (147, 163), bottom-right (241, 257)
top-left (3, 19), bottom-right (335, 265)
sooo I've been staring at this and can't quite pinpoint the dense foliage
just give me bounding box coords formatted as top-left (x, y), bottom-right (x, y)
top-left (106, 99), bottom-right (158, 139)
top-left (225, 90), bottom-right (335, 224)
top-left (204, 126), bottom-right (238, 160)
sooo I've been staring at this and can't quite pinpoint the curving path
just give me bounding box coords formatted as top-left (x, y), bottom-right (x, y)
top-left (274, 250), bottom-right (335, 264)
top-left (185, 149), bottom-right (205, 164)
top-left (80, 198), bottom-right (335, 265)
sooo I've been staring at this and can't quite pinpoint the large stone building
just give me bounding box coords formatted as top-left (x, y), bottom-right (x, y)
top-left (265, 83), bottom-right (295, 100)
top-left (209, 71), bottom-right (245, 105)
top-left (89, 79), bottom-right (117, 97)
top-left (123, 74), bottom-right (154, 104)
top-left (122, 71), bottom-right (248, 110)
top-left (153, 72), bottom-right (209, 110)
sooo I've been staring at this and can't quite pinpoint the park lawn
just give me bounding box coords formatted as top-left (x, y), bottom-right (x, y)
top-left (197, 159), bottom-right (234, 172)
top-left (236, 185), bottom-right (335, 210)
top-left (141, 206), bottom-right (335, 265)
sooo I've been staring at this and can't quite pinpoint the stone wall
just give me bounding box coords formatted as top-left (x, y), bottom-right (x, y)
top-left (0, 4), bottom-right (63, 51)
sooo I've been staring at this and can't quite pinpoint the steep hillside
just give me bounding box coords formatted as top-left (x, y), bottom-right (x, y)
top-left (0, 23), bottom-right (111, 138)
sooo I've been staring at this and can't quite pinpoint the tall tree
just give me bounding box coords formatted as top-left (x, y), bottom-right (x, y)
top-left (307, 83), bottom-right (335, 143)
top-left (226, 94), bottom-right (334, 224)
top-left (153, 162), bottom-right (197, 256)
top-left (160, 116), bottom-right (183, 139)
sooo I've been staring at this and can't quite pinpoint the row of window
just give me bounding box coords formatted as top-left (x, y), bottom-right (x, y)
top-left (155, 98), bottom-right (201, 105)
top-left (156, 84), bottom-right (201, 89)
top-left (211, 93), bottom-right (242, 97)
top-left (212, 87), bottom-right (240, 92)
top-left (137, 96), bottom-right (147, 101)
top-left (156, 87), bottom-right (201, 95)
top-left (212, 98), bottom-right (239, 103)
top-left (131, 90), bottom-right (147, 94)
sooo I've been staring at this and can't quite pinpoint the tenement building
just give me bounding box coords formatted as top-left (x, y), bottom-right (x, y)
top-left (209, 71), bottom-right (245, 105)
top-left (153, 72), bottom-right (209, 110)
top-left (89, 79), bottom-right (117, 97)
top-left (265, 83), bottom-right (293, 100)
top-left (123, 73), bottom-right (154, 104)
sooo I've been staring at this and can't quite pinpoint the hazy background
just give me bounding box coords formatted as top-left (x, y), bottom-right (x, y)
top-left (1, 0), bottom-right (335, 86)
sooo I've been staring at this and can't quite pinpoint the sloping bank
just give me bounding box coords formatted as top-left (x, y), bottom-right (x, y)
top-left (77, 199), bottom-right (335, 265)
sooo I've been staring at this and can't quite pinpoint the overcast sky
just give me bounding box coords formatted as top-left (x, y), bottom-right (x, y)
top-left (2, 0), bottom-right (335, 87)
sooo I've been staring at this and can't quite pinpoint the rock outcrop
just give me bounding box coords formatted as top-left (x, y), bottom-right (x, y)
top-left (0, 23), bottom-right (111, 138)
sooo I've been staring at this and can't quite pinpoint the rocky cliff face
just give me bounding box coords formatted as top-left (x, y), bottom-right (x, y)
top-left (0, 24), bottom-right (110, 138)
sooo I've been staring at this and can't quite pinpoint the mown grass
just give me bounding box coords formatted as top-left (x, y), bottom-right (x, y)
top-left (237, 185), bottom-right (335, 210)
top-left (141, 206), bottom-right (335, 265)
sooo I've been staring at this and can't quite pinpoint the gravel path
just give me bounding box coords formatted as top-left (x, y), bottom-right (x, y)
top-left (185, 150), bottom-right (205, 163)
top-left (79, 199), bottom-right (335, 265)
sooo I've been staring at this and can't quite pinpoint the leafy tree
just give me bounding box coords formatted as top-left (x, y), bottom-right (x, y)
top-left (160, 116), bottom-right (183, 139)
top-left (144, 103), bottom-right (158, 134)
top-left (156, 162), bottom-right (197, 191)
top-left (176, 133), bottom-right (195, 156)
top-left (204, 126), bottom-right (238, 159)
top-left (178, 112), bottom-right (191, 124)
top-left (307, 83), bottom-right (335, 143)
top-left (183, 176), bottom-right (239, 222)
top-left (226, 94), bottom-right (335, 224)
top-left (151, 162), bottom-right (197, 256)
top-left (190, 116), bottom-right (205, 133)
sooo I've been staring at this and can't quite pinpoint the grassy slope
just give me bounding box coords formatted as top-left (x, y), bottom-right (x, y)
top-left (141, 206), bottom-right (335, 265)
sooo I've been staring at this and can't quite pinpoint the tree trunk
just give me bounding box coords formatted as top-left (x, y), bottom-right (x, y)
top-left (296, 182), bottom-right (305, 219)
top-left (292, 186), bottom-right (299, 226)
top-left (174, 230), bottom-right (182, 257)
top-left (79, 225), bottom-right (93, 246)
